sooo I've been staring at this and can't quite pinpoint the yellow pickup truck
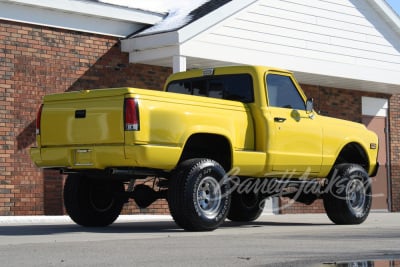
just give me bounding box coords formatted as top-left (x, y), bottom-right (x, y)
top-left (31, 66), bottom-right (379, 231)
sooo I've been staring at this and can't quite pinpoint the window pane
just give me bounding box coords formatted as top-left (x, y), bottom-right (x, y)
top-left (192, 80), bottom-right (208, 97)
top-left (167, 81), bottom-right (191, 95)
top-left (223, 75), bottom-right (253, 103)
top-left (166, 74), bottom-right (254, 103)
top-left (208, 79), bottom-right (224, 99)
top-left (266, 74), bottom-right (305, 110)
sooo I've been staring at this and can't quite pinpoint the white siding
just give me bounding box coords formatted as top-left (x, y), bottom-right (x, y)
top-left (183, 0), bottom-right (400, 86)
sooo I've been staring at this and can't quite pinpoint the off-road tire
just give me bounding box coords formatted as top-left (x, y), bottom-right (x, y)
top-left (323, 164), bottom-right (372, 225)
top-left (64, 174), bottom-right (125, 227)
top-left (168, 158), bottom-right (231, 231)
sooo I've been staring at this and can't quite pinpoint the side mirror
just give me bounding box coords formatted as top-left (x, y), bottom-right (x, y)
top-left (306, 98), bottom-right (314, 113)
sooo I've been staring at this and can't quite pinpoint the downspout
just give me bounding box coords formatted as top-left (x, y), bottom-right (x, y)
top-left (385, 114), bottom-right (392, 212)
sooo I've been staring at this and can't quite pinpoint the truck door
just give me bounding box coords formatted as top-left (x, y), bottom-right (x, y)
top-left (265, 73), bottom-right (323, 174)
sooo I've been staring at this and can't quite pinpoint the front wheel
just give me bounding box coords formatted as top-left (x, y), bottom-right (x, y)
top-left (168, 158), bottom-right (231, 231)
top-left (323, 164), bottom-right (372, 225)
top-left (64, 174), bottom-right (125, 227)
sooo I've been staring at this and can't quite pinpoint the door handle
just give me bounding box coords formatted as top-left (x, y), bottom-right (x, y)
top-left (274, 117), bottom-right (287, 122)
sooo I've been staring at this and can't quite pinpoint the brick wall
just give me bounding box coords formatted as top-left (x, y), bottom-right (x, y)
top-left (389, 94), bottom-right (400, 212)
top-left (279, 84), bottom-right (393, 214)
top-left (0, 20), bottom-right (171, 215)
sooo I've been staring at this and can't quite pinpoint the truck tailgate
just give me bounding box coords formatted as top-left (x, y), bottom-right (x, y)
top-left (40, 89), bottom-right (126, 146)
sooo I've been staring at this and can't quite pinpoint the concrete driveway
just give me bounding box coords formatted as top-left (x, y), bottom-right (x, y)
top-left (0, 213), bottom-right (399, 266)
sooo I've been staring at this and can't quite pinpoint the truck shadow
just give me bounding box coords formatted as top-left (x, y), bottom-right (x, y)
top-left (0, 220), bottom-right (332, 236)
top-left (222, 220), bottom-right (332, 228)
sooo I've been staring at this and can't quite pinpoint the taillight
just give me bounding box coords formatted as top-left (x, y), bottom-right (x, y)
top-left (124, 98), bottom-right (140, 131)
top-left (36, 104), bottom-right (43, 135)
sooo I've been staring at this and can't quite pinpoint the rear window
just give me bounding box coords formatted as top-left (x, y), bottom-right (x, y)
top-left (166, 74), bottom-right (254, 103)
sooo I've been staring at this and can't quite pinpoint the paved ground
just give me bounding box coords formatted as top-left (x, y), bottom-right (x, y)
top-left (0, 213), bottom-right (399, 266)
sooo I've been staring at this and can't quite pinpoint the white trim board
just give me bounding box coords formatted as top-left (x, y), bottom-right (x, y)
top-left (1, 0), bottom-right (164, 24)
top-left (0, 0), bottom-right (163, 37)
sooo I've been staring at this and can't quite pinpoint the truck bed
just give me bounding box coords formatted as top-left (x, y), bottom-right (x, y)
top-left (32, 87), bottom-right (263, 173)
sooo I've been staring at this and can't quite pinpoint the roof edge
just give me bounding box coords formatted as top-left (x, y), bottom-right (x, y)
top-left (367, 0), bottom-right (400, 35)
top-left (0, 0), bottom-right (161, 37)
top-left (123, 0), bottom-right (258, 52)
top-left (0, 0), bottom-right (165, 24)
top-left (178, 0), bottom-right (258, 43)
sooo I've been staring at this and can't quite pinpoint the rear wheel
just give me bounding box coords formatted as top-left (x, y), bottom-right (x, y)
top-left (168, 158), bottom-right (231, 231)
top-left (323, 164), bottom-right (372, 225)
top-left (227, 189), bottom-right (265, 222)
top-left (64, 174), bottom-right (125, 227)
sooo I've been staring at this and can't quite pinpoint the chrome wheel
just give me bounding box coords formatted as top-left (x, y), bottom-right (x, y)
top-left (196, 176), bottom-right (222, 219)
top-left (346, 179), bottom-right (366, 216)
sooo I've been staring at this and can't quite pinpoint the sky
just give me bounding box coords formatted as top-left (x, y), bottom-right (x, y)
top-left (386, 0), bottom-right (400, 16)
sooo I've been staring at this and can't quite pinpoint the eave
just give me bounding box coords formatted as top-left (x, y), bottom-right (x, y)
top-left (0, 0), bottom-right (164, 37)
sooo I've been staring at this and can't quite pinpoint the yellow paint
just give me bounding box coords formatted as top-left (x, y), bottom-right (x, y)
top-left (31, 66), bottom-right (378, 178)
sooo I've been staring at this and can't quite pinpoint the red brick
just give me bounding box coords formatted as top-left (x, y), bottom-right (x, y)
top-left (0, 19), bottom-right (171, 216)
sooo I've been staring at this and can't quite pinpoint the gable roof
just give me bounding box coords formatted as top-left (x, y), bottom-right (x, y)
top-left (134, 0), bottom-right (232, 37)
top-left (83, 0), bottom-right (231, 37)
top-left (122, 0), bottom-right (400, 94)
top-left (122, 0), bottom-right (256, 51)
top-left (1, 0), bottom-right (233, 37)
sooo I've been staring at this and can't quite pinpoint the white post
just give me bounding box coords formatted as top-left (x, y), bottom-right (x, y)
top-left (173, 55), bottom-right (187, 73)
top-left (263, 197), bottom-right (279, 215)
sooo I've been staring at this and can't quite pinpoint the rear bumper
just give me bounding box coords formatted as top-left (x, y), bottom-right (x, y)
top-left (30, 146), bottom-right (126, 169)
top-left (30, 144), bottom-right (181, 171)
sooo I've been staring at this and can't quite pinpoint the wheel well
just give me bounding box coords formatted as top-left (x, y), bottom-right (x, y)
top-left (334, 142), bottom-right (369, 171)
top-left (179, 133), bottom-right (232, 171)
